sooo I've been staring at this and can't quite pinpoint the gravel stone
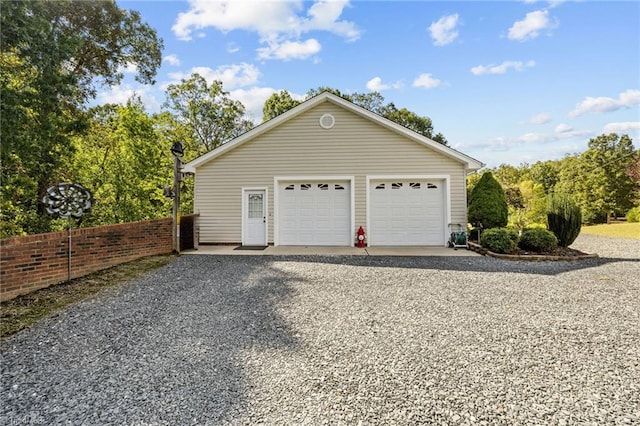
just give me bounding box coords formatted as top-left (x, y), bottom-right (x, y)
top-left (2, 234), bottom-right (639, 425)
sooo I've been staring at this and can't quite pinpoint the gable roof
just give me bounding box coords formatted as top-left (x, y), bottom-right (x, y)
top-left (183, 92), bottom-right (484, 173)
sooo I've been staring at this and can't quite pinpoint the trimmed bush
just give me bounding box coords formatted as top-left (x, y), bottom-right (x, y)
top-left (626, 206), bottom-right (640, 223)
top-left (480, 228), bottom-right (518, 254)
top-left (518, 228), bottom-right (558, 253)
top-left (468, 172), bottom-right (508, 229)
top-left (547, 193), bottom-right (582, 247)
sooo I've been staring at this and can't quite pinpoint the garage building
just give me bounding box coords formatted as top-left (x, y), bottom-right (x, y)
top-left (183, 92), bottom-right (483, 247)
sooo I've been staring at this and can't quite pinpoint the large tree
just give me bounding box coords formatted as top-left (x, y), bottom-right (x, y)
top-left (66, 99), bottom-right (173, 225)
top-left (626, 152), bottom-right (640, 205)
top-left (579, 133), bottom-right (637, 221)
top-left (530, 160), bottom-right (560, 194)
top-left (163, 74), bottom-right (253, 156)
top-left (0, 0), bottom-right (162, 236)
top-left (492, 163), bottom-right (530, 188)
top-left (262, 90), bottom-right (301, 122)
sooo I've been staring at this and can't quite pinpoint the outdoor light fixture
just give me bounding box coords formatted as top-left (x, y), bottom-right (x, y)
top-left (170, 141), bottom-right (184, 157)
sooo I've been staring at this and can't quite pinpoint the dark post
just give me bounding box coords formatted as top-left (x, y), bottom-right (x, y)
top-left (171, 142), bottom-right (184, 254)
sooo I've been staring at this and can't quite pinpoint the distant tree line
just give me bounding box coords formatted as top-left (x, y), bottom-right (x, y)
top-left (469, 133), bottom-right (639, 226)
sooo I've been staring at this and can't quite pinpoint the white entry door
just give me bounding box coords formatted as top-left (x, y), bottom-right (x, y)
top-left (244, 190), bottom-right (266, 246)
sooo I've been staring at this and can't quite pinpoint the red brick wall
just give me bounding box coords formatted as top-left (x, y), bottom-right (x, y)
top-left (0, 218), bottom-right (173, 301)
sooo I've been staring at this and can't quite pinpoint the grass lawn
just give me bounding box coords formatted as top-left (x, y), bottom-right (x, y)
top-left (0, 254), bottom-right (176, 341)
top-left (581, 222), bottom-right (640, 239)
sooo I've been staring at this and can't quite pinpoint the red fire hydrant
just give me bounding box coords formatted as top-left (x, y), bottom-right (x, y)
top-left (356, 226), bottom-right (366, 248)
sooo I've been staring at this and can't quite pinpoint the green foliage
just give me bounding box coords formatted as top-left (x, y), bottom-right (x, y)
top-left (530, 160), bottom-right (560, 194)
top-left (625, 206), bottom-right (640, 223)
top-left (627, 153), bottom-right (640, 205)
top-left (547, 193), bottom-right (582, 247)
top-left (262, 90), bottom-right (302, 122)
top-left (379, 103), bottom-right (444, 144)
top-left (492, 163), bottom-right (530, 188)
top-left (468, 172), bottom-right (508, 229)
top-left (505, 187), bottom-right (525, 209)
top-left (578, 134), bottom-right (636, 222)
top-left (518, 228), bottom-right (558, 253)
top-left (480, 228), bottom-right (518, 254)
top-left (65, 99), bottom-right (177, 226)
top-left (507, 180), bottom-right (547, 231)
top-left (466, 173), bottom-right (481, 203)
top-left (0, 0), bottom-right (162, 236)
top-left (163, 74), bottom-right (253, 156)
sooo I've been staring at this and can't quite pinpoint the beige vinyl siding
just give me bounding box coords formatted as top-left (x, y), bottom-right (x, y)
top-left (194, 101), bottom-right (467, 244)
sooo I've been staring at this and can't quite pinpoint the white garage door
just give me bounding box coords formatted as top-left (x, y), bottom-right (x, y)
top-left (278, 181), bottom-right (351, 246)
top-left (370, 180), bottom-right (445, 246)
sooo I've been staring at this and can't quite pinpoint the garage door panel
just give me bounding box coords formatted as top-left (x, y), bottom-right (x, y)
top-left (278, 181), bottom-right (351, 246)
top-left (370, 180), bottom-right (445, 246)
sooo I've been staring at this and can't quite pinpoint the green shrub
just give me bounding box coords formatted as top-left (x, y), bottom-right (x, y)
top-left (468, 172), bottom-right (508, 229)
top-left (518, 228), bottom-right (558, 253)
top-left (547, 193), bottom-right (582, 247)
top-left (626, 206), bottom-right (640, 223)
top-left (480, 228), bottom-right (518, 254)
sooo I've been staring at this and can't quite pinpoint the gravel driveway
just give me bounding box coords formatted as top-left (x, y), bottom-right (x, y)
top-left (2, 235), bottom-right (639, 425)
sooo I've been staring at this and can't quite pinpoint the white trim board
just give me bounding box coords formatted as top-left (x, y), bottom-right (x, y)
top-left (241, 187), bottom-right (268, 246)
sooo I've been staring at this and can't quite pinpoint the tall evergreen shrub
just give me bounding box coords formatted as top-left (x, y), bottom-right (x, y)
top-left (547, 193), bottom-right (582, 247)
top-left (468, 172), bottom-right (508, 229)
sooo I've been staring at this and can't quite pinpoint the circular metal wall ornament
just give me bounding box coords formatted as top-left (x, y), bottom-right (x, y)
top-left (42, 183), bottom-right (93, 219)
top-left (319, 113), bottom-right (335, 129)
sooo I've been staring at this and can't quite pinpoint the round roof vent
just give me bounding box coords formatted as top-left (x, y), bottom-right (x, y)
top-left (319, 113), bottom-right (335, 129)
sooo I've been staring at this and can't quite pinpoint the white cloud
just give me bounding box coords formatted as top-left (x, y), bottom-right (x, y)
top-left (529, 113), bottom-right (552, 125)
top-left (470, 125), bottom-right (592, 152)
top-left (173, 1), bottom-right (297, 40)
top-left (229, 86), bottom-right (305, 123)
top-left (556, 129), bottom-right (592, 139)
top-left (522, 0), bottom-right (565, 6)
top-left (118, 63), bottom-right (138, 75)
top-left (366, 77), bottom-right (403, 91)
top-left (619, 89), bottom-right (640, 107)
top-left (603, 121), bottom-right (640, 134)
top-left (167, 63), bottom-right (261, 90)
top-left (413, 73), bottom-right (443, 89)
top-left (257, 38), bottom-right (321, 60)
top-left (305, 0), bottom-right (361, 41)
top-left (551, 124), bottom-right (591, 139)
top-left (519, 132), bottom-right (546, 144)
top-left (163, 54), bottom-right (181, 66)
top-left (547, 1), bottom-right (566, 8)
top-left (508, 10), bottom-right (555, 41)
top-left (471, 60), bottom-right (536, 75)
top-left (229, 86), bottom-right (277, 123)
top-left (96, 84), bottom-right (162, 112)
top-left (172, 0), bottom-right (360, 60)
top-left (569, 89), bottom-right (640, 117)
top-left (227, 42), bottom-right (240, 53)
top-left (428, 13), bottom-right (460, 46)
top-left (554, 123), bottom-right (573, 133)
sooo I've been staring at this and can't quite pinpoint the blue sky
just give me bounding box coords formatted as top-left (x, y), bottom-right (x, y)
top-left (105, 1), bottom-right (640, 168)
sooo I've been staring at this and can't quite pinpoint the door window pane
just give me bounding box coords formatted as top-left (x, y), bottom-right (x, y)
top-left (248, 194), bottom-right (263, 218)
